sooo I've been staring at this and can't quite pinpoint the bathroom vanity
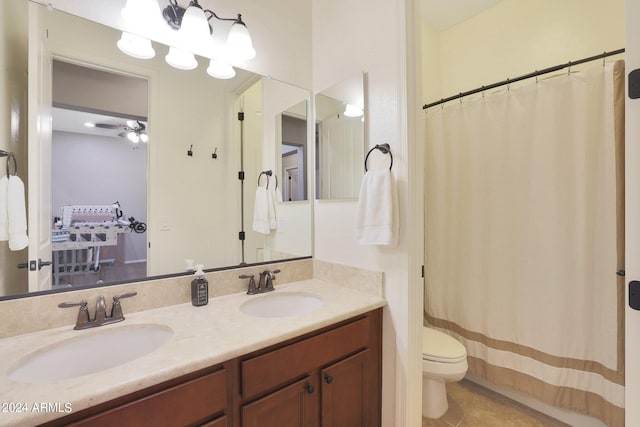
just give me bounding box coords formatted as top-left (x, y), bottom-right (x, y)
top-left (0, 280), bottom-right (385, 427)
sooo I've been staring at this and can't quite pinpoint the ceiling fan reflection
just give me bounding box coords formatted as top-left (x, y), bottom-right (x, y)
top-left (94, 120), bottom-right (148, 143)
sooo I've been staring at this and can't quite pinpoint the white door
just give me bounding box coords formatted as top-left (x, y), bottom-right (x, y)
top-left (27, 3), bottom-right (53, 292)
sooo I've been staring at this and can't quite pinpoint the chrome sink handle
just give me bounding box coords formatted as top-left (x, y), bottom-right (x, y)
top-left (110, 291), bottom-right (138, 321)
top-left (240, 274), bottom-right (257, 294)
top-left (113, 291), bottom-right (138, 302)
top-left (58, 300), bottom-right (92, 330)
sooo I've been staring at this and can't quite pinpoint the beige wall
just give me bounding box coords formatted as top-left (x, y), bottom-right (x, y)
top-left (422, 0), bottom-right (625, 104)
top-left (0, 0), bottom-right (29, 295)
top-left (313, 0), bottom-right (424, 424)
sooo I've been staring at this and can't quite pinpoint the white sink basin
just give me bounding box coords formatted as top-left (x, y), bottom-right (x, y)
top-left (240, 291), bottom-right (324, 318)
top-left (8, 324), bottom-right (173, 383)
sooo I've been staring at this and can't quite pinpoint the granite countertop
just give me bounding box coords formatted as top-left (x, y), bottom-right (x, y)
top-left (0, 279), bottom-right (385, 426)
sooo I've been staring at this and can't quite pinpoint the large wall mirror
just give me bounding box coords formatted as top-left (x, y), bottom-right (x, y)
top-left (0, 0), bottom-right (312, 300)
top-left (315, 73), bottom-right (365, 200)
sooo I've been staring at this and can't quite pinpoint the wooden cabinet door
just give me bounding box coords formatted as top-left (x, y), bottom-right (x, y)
top-left (321, 350), bottom-right (369, 427)
top-left (242, 377), bottom-right (318, 427)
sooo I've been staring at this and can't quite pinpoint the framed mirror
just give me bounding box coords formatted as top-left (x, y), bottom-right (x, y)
top-left (0, 0), bottom-right (312, 300)
top-left (315, 73), bottom-right (366, 200)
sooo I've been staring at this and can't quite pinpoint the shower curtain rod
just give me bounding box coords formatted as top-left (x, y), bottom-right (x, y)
top-left (422, 48), bottom-right (625, 110)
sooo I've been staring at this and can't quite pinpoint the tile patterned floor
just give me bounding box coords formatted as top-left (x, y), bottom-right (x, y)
top-left (422, 380), bottom-right (570, 427)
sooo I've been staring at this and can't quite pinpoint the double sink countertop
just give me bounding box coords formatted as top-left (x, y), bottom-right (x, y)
top-left (0, 280), bottom-right (385, 426)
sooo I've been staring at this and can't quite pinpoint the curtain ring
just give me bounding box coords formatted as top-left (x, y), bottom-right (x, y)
top-left (567, 61), bottom-right (572, 75)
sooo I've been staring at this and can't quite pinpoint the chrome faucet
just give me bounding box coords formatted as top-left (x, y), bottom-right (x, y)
top-left (59, 292), bottom-right (137, 330)
top-left (259, 269), bottom-right (280, 292)
top-left (240, 269), bottom-right (281, 294)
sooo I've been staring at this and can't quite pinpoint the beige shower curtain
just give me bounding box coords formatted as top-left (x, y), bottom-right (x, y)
top-left (424, 61), bottom-right (625, 427)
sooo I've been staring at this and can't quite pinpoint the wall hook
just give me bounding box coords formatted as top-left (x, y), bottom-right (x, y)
top-left (187, 145), bottom-right (193, 157)
top-left (212, 148), bottom-right (218, 159)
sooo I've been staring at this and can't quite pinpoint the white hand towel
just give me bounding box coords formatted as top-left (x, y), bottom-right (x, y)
top-left (356, 169), bottom-right (398, 246)
top-left (252, 186), bottom-right (270, 235)
top-left (8, 175), bottom-right (29, 250)
top-left (0, 176), bottom-right (8, 241)
top-left (267, 186), bottom-right (278, 230)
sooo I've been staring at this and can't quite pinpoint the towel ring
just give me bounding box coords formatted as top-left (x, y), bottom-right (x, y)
top-left (258, 170), bottom-right (272, 189)
top-left (364, 143), bottom-right (393, 172)
top-left (7, 154), bottom-right (17, 178)
top-left (1, 151), bottom-right (17, 178)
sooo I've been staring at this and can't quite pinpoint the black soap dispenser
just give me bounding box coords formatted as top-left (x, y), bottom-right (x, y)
top-left (191, 264), bottom-right (208, 306)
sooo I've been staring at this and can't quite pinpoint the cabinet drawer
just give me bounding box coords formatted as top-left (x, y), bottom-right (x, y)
top-left (68, 368), bottom-right (228, 427)
top-left (241, 317), bottom-right (370, 398)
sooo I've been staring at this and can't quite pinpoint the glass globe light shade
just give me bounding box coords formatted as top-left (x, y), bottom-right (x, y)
top-left (343, 104), bottom-right (364, 118)
top-left (226, 22), bottom-right (256, 62)
top-left (127, 132), bottom-right (140, 143)
top-left (117, 32), bottom-right (155, 59)
top-left (207, 60), bottom-right (236, 79)
top-left (177, 3), bottom-right (214, 54)
top-left (165, 46), bottom-right (198, 70)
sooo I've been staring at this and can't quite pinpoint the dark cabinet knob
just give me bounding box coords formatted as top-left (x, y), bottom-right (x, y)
top-left (325, 375), bottom-right (333, 384)
top-left (306, 384), bottom-right (315, 394)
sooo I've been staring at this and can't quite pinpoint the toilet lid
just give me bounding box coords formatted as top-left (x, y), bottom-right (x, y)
top-left (423, 327), bottom-right (467, 363)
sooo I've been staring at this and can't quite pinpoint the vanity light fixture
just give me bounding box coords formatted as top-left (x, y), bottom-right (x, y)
top-left (343, 103), bottom-right (364, 118)
top-left (117, 0), bottom-right (253, 79)
top-left (162, 0), bottom-right (256, 69)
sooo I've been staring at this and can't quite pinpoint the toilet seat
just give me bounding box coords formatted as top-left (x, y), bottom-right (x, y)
top-left (423, 327), bottom-right (466, 363)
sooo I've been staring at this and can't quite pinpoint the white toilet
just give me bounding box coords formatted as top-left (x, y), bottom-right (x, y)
top-left (422, 326), bottom-right (468, 419)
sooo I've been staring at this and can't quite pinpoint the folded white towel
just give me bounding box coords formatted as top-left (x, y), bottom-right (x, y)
top-left (7, 175), bottom-right (29, 250)
top-left (0, 176), bottom-right (8, 241)
top-left (356, 169), bottom-right (398, 246)
top-left (267, 186), bottom-right (278, 230)
top-left (252, 186), bottom-right (270, 235)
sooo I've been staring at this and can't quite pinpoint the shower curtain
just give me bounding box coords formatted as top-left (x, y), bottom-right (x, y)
top-left (424, 61), bottom-right (625, 427)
